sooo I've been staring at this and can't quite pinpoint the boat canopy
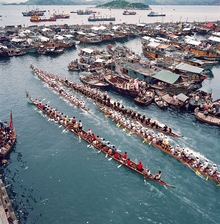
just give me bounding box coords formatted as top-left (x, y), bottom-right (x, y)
top-left (147, 42), bottom-right (161, 48)
top-left (198, 86), bottom-right (212, 93)
top-left (81, 48), bottom-right (94, 54)
top-left (208, 36), bottom-right (220, 43)
top-left (176, 93), bottom-right (189, 102)
top-left (175, 62), bottom-right (204, 74)
top-left (153, 70), bottom-right (180, 84)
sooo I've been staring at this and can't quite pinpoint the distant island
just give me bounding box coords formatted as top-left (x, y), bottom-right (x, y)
top-left (2, 0), bottom-right (219, 5)
top-left (96, 0), bottom-right (151, 9)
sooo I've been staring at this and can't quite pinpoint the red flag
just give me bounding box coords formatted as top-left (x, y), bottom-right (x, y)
top-left (9, 111), bottom-right (13, 130)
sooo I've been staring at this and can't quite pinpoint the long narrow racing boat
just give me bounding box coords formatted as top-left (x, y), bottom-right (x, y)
top-left (29, 66), bottom-right (180, 138)
top-left (95, 102), bottom-right (220, 185)
top-left (30, 65), bottom-right (88, 112)
top-left (26, 92), bottom-right (175, 188)
top-left (0, 112), bottom-right (16, 158)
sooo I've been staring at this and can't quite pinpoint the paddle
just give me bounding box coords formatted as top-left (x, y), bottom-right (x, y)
top-left (117, 164), bottom-right (123, 168)
top-left (108, 157), bottom-right (112, 161)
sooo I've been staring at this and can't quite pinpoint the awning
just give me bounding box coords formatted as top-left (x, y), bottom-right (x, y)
top-left (153, 70), bottom-right (180, 84)
top-left (147, 42), bottom-right (160, 48)
top-left (208, 36), bottom-right (220, 43)
top-left (175, 62), bottom-right (204, 74)
top-left (81, 48), bottom-right (94, 54)
top-left (176, 93), bottom-right (189, 102)
top-left (198, 86), bottom-right (212, 93)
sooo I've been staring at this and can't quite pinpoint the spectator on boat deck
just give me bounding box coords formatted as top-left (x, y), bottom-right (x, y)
top-left (154, 170), bottom-right (162, 180)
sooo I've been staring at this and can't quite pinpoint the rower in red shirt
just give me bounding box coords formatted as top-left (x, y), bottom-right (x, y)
top-left (114, 150), bottom-right (119, 159)
top-left (137, 161), bottom-right (143, 171)
top-left (122, 152), bottom-right (127, 161)
top-left (126, 158), bottom-right (131, 166)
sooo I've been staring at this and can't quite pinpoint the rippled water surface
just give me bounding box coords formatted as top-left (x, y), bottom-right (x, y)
top-left (0, 5), bottom-right (220, 224)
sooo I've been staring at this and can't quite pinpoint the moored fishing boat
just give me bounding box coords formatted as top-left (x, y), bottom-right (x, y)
top-left (104, 73), bottom-right (139, 98)
top-left (194, 99), bottom-right (220, 126)
top-left (154, 95), bottom-right (169, 110)
top-left (27, 93), bottom-right (175, 188)
top-left (134, 88), bottom-right (155, 106)
top-left (79, 71), bottom-right (109, 89)
top-left (0, 112), bottom-right (16, 158)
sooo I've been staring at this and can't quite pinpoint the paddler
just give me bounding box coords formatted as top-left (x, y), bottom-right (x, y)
top-left (154, 170), bottom-right (162, 180)
top-left (137, 161), bottom-right (143, 171)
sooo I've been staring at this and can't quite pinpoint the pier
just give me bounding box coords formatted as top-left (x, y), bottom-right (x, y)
top-left (0, 179), bottom-right (18, 224)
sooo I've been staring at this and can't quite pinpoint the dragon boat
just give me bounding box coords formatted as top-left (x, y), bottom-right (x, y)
top-left (26, 92), bottom-right (175, 188)
top-left (30, 65), bottom-right (88, 112)
top-left (95, 102), bottom-right (220, 185)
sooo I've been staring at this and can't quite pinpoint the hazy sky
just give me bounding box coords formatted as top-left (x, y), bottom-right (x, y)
top-left (2, 0), bottom-right (27, 2)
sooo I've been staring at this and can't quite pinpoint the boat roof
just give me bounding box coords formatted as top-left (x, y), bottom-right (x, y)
top-left (153, 70), bottom-right (180, 84)
top-left (208, 36), bottom-right (220, 43)
top-left (175, 62), bottom-right (204, 74)
top-left (198, 85), bottom-right (212, 93)
top-left (81, 48), bottom-right (94, 54)
top-left (176, 93), bottom-right (189, 102)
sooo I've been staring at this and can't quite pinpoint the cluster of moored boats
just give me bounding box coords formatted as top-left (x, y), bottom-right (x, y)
top-left (66, 43), bottom-right (220, 126)
top-left (28, 65), bottom-right (220, 186)
top-left (1, 20), bottom-right (220, 188)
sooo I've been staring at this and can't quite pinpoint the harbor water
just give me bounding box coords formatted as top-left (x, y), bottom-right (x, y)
top-left (0, 5), bottom-right (220, 224)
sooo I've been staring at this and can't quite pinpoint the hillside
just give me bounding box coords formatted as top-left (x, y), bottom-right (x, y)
top-left (96, 0), bottom-right (150, 9)
top-left (3, 0), bottom-right (220, 5)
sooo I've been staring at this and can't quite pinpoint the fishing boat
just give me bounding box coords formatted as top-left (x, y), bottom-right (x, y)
top-left (154, 95), bottom-right (169, 110)
top-left (134, 88), bottom-right (155, 106)
top-left (52, 12), bottom-right (70, 19)
top-left (156, 90), bottom-right (189, 110)
top-left (68, 59), bottom-right (80, 72)
top-left (0, 112), bottom-right (16, 158)
top-left (79, 71), bottom-right (109, 89)
top-left (22, 9), bottom-right (45, 16)
top-left (30, 15), bottom-right (56, 22)
top-left (104, 73), bottom-right (139, 98)
top-left (88, 15), bottom-right (116, 22)
top-left (194, 109), bottom-right (220, 126)
top-left (27, 93), bottom-right (175, 188)
top-left (194, 99), bottom-right (220, 126)
top-left (72, 9), bottom-right (96, 15)
top-left (147, 11), bottom-right (166, 17)
top-left (123, 10), bottom-right (136, 15)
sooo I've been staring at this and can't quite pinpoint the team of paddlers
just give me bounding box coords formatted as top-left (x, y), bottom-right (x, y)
top-left (26, 92), bottom-right (170, 187)
top-left (29, 65), bottom-right (220, 185)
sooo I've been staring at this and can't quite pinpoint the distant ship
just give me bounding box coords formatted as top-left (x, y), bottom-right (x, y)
top-left (88, 15), bottom-right (115, 22)
top-left (30, 15), bottom-right (56, 22)
top-left (22, 9), bottom-right (46, 17)
top-left (123, 10), bottom-right (136, 15)
top-left (147, 11), bottom-right (166, 17)
top-left (71, 9), bottom-right (96, 15)
top-left (52, 12), bottom-right (70, 19)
